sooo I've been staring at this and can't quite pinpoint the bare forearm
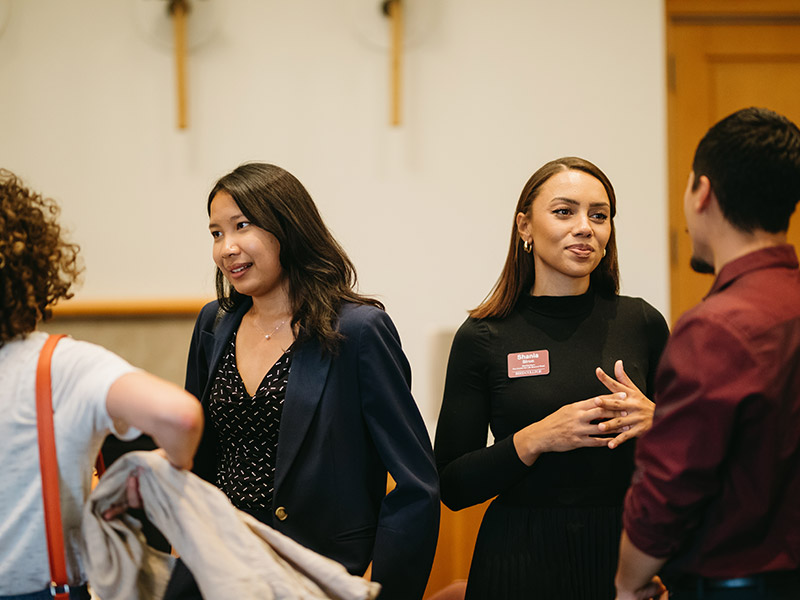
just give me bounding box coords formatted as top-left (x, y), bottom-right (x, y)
top-left (149, 413), bottom-right (203, 469)
top-left (106, 372), bottom-right (204, 469)
top-left (615, 530), bottom-right (668, 600)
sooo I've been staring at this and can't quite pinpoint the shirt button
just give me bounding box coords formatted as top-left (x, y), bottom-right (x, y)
top-left (275, 506), bottom-right (288, 521)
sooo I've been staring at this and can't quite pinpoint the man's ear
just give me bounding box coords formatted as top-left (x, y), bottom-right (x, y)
top-left (693, 175), bottom-right (713, 213)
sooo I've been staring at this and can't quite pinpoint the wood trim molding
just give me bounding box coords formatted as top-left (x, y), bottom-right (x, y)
top-left (51, 297), bottom-right (212, 318)
top-left (667, 0), bottom-right (800, 18)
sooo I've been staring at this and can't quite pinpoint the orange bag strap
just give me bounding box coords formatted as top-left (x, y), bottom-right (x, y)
top-left (94, 451), bottom-right (106, 478)
top-left (36, 333), bottom-right (71, 600)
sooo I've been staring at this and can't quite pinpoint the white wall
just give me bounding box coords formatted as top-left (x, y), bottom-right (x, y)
top-left (0, 0), bottom-right (668, 430)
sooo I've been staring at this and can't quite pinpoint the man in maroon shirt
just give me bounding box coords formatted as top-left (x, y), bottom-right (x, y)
top-left (615, 107), bottom-right (800, 600)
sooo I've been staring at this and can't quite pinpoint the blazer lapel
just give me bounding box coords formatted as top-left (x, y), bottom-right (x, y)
top-left (199, 300), bottom-right (250, 405)
top-left (274, 337), bottom-right (332, 491)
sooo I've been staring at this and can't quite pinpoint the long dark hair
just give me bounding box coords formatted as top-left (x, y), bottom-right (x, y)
top-left (208, 163), bottom-right (383, 352)
top-left (471, 157), bottom-right (620, 319)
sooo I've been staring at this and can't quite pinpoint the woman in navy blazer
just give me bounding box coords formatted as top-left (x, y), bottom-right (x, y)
top-left (165, 163), bottom-right (439, 600)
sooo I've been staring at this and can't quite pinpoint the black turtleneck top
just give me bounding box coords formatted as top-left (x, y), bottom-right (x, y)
top-left (434, 290), bottom-right (669, 511)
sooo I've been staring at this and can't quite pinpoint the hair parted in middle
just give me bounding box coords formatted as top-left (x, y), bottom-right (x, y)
top-left (208, 162), bottom-right (383, 352)
top-left (470, 156), bottom-right (620, 320)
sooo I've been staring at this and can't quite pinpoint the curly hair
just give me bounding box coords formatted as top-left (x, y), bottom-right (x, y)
top-left (0, 170), bottom-right (82, 346)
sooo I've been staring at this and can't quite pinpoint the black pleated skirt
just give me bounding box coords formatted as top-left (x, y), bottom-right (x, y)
top-left (465, 501), bottom-right (622, 600)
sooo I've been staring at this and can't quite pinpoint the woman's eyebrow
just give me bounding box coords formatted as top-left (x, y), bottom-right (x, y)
top-left (549, 197), bottom-right (609, 209)
top-left (208, 212), bottom-right (245, 229)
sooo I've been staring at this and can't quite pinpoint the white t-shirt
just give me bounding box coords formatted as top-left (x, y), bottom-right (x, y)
top-left (0, 331), bottom-right (140, 594)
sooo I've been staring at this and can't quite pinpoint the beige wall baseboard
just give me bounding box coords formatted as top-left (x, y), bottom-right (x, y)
top-left (51, 298), bottom-right (212, 318)
top-left (41, 303), bottom-right (208, 386)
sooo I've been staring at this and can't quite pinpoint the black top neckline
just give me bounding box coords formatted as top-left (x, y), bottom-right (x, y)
top-left (518, 289), bottom-right (595, 318)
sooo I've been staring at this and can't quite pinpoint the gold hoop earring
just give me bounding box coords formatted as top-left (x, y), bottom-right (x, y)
top-left (523, 240), bottom-right (532, 254)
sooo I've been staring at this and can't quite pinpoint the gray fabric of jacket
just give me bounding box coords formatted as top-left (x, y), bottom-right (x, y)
top-left (81, 451), bottom-right (381, 600)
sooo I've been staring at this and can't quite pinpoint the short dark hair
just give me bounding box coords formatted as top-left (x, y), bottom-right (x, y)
top-left (0, 170), bottom-right (82, 346)
top-left (692, 107), bottom-right (800, 233)
top-left (208, 162), bottom-right (382, 352)
top-left (471, 157), bottom-right (620, 319)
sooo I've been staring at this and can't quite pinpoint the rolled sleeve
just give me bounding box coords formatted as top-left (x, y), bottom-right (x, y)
top-left (624, 316), bottom-right (756, 557)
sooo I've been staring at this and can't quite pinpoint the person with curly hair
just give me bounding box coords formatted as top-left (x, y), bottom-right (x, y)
top-left (0, 170), bottom-right (204, 600)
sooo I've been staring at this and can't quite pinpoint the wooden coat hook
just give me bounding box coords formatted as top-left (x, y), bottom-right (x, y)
top-left (168, 0), bottom-right (189, 129)
top-left (382, 0), bottom-right (403, 126)
top-left (133, 0), bottom-right (221, 131)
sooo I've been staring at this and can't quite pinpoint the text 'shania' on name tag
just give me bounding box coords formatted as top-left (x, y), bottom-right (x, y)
top-left (507, 350), bottom-right (550, 378)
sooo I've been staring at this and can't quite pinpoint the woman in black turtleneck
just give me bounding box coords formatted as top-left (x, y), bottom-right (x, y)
top-left (434, 157), bottom-right (669, 600)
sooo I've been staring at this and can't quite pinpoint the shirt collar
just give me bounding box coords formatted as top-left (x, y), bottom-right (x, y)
top-left (706, 243), bottom-right (799, 298)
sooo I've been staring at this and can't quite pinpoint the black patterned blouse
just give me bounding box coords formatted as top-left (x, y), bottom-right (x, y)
top-left (207, 331), bottom-right (292, 512)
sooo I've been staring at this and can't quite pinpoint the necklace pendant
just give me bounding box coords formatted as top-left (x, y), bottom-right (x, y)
top-left (254, 317), bottom-right (286, 341)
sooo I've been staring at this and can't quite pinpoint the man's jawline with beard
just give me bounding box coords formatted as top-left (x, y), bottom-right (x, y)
top-left (690, 256), bottom-right (715, 274)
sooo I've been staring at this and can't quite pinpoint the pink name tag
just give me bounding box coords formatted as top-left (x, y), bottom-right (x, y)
top-left (507, 350), bottom-right (550, 378)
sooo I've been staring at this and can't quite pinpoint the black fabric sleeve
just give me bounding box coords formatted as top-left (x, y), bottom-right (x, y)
top-left (434, 318), bottom-right (529, 511)
top-left (639, 300), bottom-right (671, 397)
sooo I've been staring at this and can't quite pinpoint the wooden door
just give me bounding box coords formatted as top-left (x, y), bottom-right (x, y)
top-left (667, 0), bottom-right (800, 322)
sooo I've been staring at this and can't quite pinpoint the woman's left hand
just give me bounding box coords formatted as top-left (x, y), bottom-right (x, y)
top-left (594, 360), bottom-right (654, 449)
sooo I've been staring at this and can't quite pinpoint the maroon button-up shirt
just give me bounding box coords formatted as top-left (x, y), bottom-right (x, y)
top-left (624, 244), bottom-right (800, 578)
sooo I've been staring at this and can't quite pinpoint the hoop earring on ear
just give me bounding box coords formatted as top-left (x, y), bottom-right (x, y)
top-left (523, 240), bottom-right (532, 254)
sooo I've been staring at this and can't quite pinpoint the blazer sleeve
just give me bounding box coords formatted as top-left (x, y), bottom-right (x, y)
top-left (184, 301), bottom-right (222, 483)
top-left (184, 301), bottom-right (220, 400)
top-left (356, 308), bottom-right (440, 600)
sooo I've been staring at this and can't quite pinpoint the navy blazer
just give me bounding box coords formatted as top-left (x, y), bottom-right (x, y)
top-left (185, 299), bottom-right (440, 600)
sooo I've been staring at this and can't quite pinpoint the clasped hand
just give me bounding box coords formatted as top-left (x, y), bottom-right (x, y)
top-left (513, 360), bottom-right (654, 464)
top-left (594, 359), bottom-right (654, 449)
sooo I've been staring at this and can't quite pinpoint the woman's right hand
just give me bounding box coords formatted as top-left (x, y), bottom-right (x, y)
top-left (513, 396), bottom-right (626, 466)
top-left (102, 469), bottom-right (143, 520)
top-left (101, 448), bottom-right (173, 520)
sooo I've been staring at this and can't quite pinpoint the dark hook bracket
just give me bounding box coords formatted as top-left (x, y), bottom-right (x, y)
top-left (381, 0), bottom-right (399, 18)
top-left (168, 0), bottom-right (191, 17)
